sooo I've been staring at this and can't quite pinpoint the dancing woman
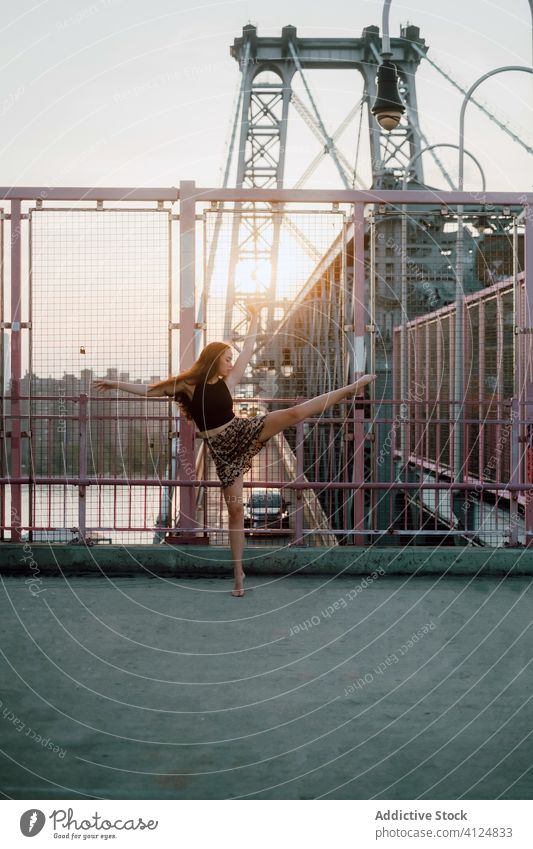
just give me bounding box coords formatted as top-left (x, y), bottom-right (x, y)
top-left (93, 306), bottom-right (375, 597)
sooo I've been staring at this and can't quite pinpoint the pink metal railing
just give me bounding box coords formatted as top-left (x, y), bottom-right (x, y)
top-left (1, 183), bottom-right (533, 547)
top-left (1, 393), bottom-right (532, 546)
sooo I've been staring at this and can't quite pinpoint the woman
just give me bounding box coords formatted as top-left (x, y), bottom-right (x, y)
top-left (93, 306), bottom-right (376, 597)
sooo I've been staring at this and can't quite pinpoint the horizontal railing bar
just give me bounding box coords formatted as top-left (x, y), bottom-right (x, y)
top-left (0, 186), bottom-right (530, 204)
top-left (1, 528), bottom-right (294, 535)
top-left (2, 415), bottom-right (172, 423)
top-left (1, 529), bottom-right (508, 538)
top-left (4, 394), bottom-right (526, 406)
top-left (1, 477), bottom-right (531, 490)
top-left (3, 414), bottom-right (526, 426)
top-left (0, 188), bottom-right (180, 201)
top-left (176, 187), bottom-right (533, 205)
top-left (287, 529), bottom-right (499, 536)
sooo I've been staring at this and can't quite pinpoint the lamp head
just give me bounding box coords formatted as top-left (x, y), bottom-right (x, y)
top-left (371, 60), bottom-right (405, 131)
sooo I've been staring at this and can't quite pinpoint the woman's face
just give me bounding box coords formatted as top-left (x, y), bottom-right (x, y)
top-left (217, 348), bottom-right (234, 377)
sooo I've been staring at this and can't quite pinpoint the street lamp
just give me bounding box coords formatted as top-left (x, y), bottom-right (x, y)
top-left (372, 61), bottom-right (405, 130)
top-left (371, 0), bottom-right (405, 130)
top-left (458, 66), bottom-right (532, 192)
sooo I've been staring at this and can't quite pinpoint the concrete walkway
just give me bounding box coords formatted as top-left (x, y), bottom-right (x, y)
top-left (0, 570), bottom-right (532, 799)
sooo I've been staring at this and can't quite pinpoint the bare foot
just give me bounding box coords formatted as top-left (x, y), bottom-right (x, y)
top-left (231, 570), bottom-right (245, 597)
top-left (347, 374), bottom-right (375, 395)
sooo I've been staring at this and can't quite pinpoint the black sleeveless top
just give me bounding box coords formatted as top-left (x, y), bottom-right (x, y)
top-left (188, 379), bottom-right (235, 431)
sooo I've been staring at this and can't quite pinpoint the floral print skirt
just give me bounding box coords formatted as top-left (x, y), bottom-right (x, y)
top-left (205, 415), bottom-right (268, 489)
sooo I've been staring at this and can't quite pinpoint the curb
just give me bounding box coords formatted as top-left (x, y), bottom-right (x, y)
top-left (1, 544), bottom-right (531, 576)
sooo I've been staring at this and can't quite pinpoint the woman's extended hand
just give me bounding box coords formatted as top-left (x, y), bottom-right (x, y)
top-left (92, 379), bottom-right (116, 393)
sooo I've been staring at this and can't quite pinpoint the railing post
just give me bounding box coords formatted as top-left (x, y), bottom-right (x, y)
top-left (178, 181), bottom-right (198, 533)
top-left (293, 419), bottom-right (305, 546)
top-left (509, 398), bottom-right (519, 547)
top-left (526, 411), bottom-right (533, 548)
top-left (78, 393), bottom-right (88, 542)
top-left (352, 202), bottom-right (366, 544)
top-left (10, 199), bottom-right (22, 542)
top-left (524, 205), bottom-right (533, 547)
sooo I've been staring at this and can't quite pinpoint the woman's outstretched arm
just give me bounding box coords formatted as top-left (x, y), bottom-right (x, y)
top-left (226, 305), bottom-right (259, 391)
top-left (92, 379), bottom-right (170, 397)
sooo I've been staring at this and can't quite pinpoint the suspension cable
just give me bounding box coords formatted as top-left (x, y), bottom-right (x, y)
top-left (412, 42), bottom-right (533, 157)
top-left (352, 86), bottom-right (366, 188)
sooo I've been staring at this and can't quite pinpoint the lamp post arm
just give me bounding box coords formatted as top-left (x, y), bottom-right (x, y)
top-left (381, 0), bottom-right (392, 57)
top-left (459, 65), bottom-right (533, 190)
top-left (404, 142), bottom-right (486, 191)
top-left (529, 1), bottom-right (533, 67)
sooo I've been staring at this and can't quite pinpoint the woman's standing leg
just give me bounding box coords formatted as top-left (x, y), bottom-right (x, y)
top-left (222, 472), bottom-right (246, 597)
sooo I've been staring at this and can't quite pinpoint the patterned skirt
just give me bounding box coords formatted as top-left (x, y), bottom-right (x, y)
top-left (205, 415), bottom-right (268, 489)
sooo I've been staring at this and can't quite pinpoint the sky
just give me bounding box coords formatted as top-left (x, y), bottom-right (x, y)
top-left (0, 0), bottom-right (532, 193)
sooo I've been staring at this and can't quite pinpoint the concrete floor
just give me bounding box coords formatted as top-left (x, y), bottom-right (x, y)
top-left (0, 572), bottom-right (532, 800)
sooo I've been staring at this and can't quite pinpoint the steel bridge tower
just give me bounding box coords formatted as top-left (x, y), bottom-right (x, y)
top-left (222, 22), bottom-right (428, 346)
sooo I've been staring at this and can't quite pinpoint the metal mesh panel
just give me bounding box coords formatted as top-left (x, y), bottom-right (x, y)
top-left (200, 207), bottom-right (348, 545)
top-left (203, 208), bottom-right (346, 399)
top-left (391, 289), bottom-right (522, 541)
top-left (28, 208), bottom-right (172, 543)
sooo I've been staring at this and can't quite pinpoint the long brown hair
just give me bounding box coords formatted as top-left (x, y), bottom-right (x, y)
top-left (150, 341), bottom-right (231, 421)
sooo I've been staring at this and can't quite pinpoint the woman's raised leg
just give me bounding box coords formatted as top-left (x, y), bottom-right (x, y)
top-left (257, 373), bottom-right (376, 443)
top-left (222, 472), bottom-right (246, 597)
